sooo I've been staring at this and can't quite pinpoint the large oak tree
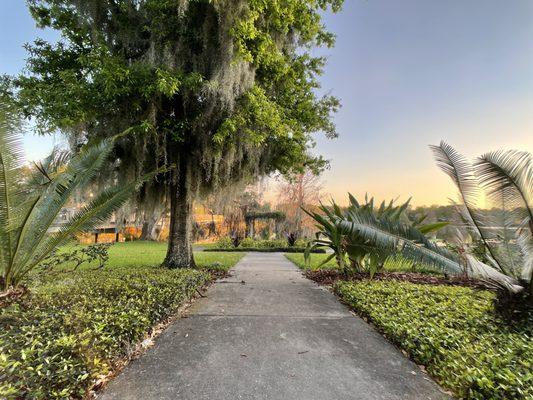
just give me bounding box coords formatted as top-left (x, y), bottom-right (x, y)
top-left (12, 0), bottom-right (342, 267)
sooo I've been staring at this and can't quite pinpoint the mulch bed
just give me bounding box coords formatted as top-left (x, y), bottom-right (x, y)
top-left (0, 286), bottom-right (28, 308)
top-left (204, 269), bottom-right (232, 280)
top-left (304, 269), bottom-right (495, 290)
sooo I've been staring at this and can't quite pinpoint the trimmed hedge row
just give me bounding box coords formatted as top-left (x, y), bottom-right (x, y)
top-left (214, 237), bottom-right (311, 250)
top-left (205, 247), bottom-right (325, 253)
top-left (335, 280), bottom-right (532, 400)
top-left (0, 267), bottom-right (211, 399)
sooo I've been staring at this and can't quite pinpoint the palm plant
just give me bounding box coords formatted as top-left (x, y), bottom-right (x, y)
top-left (305, 195), bottom-right (456, 277)
top-left (0, 110), bottom-right (158, 292)
top-left (431, 142), bottom-right (532, 305)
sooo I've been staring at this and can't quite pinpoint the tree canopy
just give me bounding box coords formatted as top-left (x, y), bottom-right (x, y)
top-left (10, 0), bottom-right (343, 267)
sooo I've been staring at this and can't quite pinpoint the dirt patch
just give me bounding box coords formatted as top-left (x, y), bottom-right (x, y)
top-left (205, 269), bottom-right (231, 280)
top-left (0, 286), bottom-right (28, 308)
top-left (304, 269), bottom-right (495, 290)
top-left (303, 269), bottom-right (341, 285)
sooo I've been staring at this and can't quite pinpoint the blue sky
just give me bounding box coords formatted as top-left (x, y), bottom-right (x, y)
top-left (1, 0), bottom-right (532, 205)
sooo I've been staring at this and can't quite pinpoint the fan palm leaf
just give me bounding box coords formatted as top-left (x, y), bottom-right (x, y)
top-left (431, 141), bottom-right (505, 272)
top-left (475, 149), bottom-right (532, 233)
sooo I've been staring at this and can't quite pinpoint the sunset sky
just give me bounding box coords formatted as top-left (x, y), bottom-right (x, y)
top-left (2, 0), bottom-right (532, 206)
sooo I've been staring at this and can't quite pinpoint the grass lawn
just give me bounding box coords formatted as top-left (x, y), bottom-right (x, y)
top-left (336, 280), bottom-right (532, 400)
top-left (285, 252), bottom-right (441, 274)
top-left (285, 252), bottom-right (337, 270)
top-left (58, 241), bottom-right (244, 271)
top-left (1, 242), bottom-right (243, 399)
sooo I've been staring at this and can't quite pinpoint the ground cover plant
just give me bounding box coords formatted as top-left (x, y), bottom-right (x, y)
top-left (335, 280), bottom-right (533, 400)
top-left (0, 243), bottom-right (243, 399)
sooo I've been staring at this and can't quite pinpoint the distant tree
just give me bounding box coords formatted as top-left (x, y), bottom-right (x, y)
top-left (139, 203), bottom-right (166, 241)
top-left (10, 0), bottom-right (342, 268)
top-left (277, 169), bottom-right (324, 238)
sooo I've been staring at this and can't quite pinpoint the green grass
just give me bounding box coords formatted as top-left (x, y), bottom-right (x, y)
top-left (1, 242), bottom-right (244, 399)
top-left (58, 241), bottom-right (244, 272)
top-left (285, 252), bottom-right (337, 270)
top-left (336, 280), bottom-right (532, 400)
top-left (285, 252), bottom-right (442, 274)
top-left (193, 241), bottom-right (219, 250)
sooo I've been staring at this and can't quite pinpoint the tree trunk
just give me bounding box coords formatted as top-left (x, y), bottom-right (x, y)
top-left (163, 158), bottom-right (196, 269)
top-left (140, 215), bottom-right (159, 241)
top-left (140, 220), bottom-right (151, 241)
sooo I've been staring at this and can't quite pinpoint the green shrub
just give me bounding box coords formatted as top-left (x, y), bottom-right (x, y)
top-left (215, 237), bottom-right (303, 250)
top-left (207, 247), bottom-right (325, 253)
top-left (239, 237), bottom-right (256, 248)
top-left (335, 281), bottom-right (533, 399)
top-left (39, 243), bottom-right (112, 272)
top-left (294, 238), bottom-right (309, 248)
top-left (215, 236), bottom-right (234, 249)
top-left (241, 238), bottom-right (287, 249)
top-left (259, 239), bottom-right (288, 248)
top-left (0, 267), bottom-right (210, 399)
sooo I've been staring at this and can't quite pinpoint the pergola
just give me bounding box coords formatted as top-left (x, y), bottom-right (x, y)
top-left (244, 211), bottom-right (286, 238)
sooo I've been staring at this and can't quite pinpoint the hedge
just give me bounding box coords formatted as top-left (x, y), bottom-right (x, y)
top-left (205, 247), bottom-right (325, 253)
top-left (0, 267), bottom-right (211, 399)
top-left (335, 280), bottom-right (532, 400)
top-left (214, 237), bottom-right (312, 250)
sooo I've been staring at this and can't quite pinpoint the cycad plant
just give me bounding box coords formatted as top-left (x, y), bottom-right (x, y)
top-left (0, 111), bottom-right (158, 292)
top-left (432, 142), bottom-right (532, 306)
top-left (304, 195), bottom-right (457, 277)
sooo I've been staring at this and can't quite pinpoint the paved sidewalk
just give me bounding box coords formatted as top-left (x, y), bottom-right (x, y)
top-left (99, 253), bottom-right (450, 400)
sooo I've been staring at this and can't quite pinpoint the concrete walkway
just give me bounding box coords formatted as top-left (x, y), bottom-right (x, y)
top-left (99, 253), bottom-right (450, 400)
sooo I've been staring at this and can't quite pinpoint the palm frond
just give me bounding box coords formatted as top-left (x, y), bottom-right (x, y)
top-left (338, 211), bottom-right (464, 275)
top-left (27, 146), bottom-right (72, 188)
top-left (516, 229), bottom-right (533, 282)
top-left (10, 137), bottom-right (116, 272)
top-left (15, 170), bottom-right (161, 281)
top-left (465, 255), bottom-right (523, 293)
top-left (0, 121), bottom-right (163, 290)
top-left (0, 104), bottom-right (26, 284)
top-left (431, 141), bottom-right (505, 271)
top-left (475, 149), bottom-right (532, 232)
top-left (418, 221), bottom-right (449, 234)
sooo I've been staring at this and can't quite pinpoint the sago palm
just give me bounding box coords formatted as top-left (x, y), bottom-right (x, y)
top-left (0, 110), bottom-right (158, 292)
top-left (431, 142), bottom-right (532, 303)
top-left (304, 195), bottom-right (457, 276)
